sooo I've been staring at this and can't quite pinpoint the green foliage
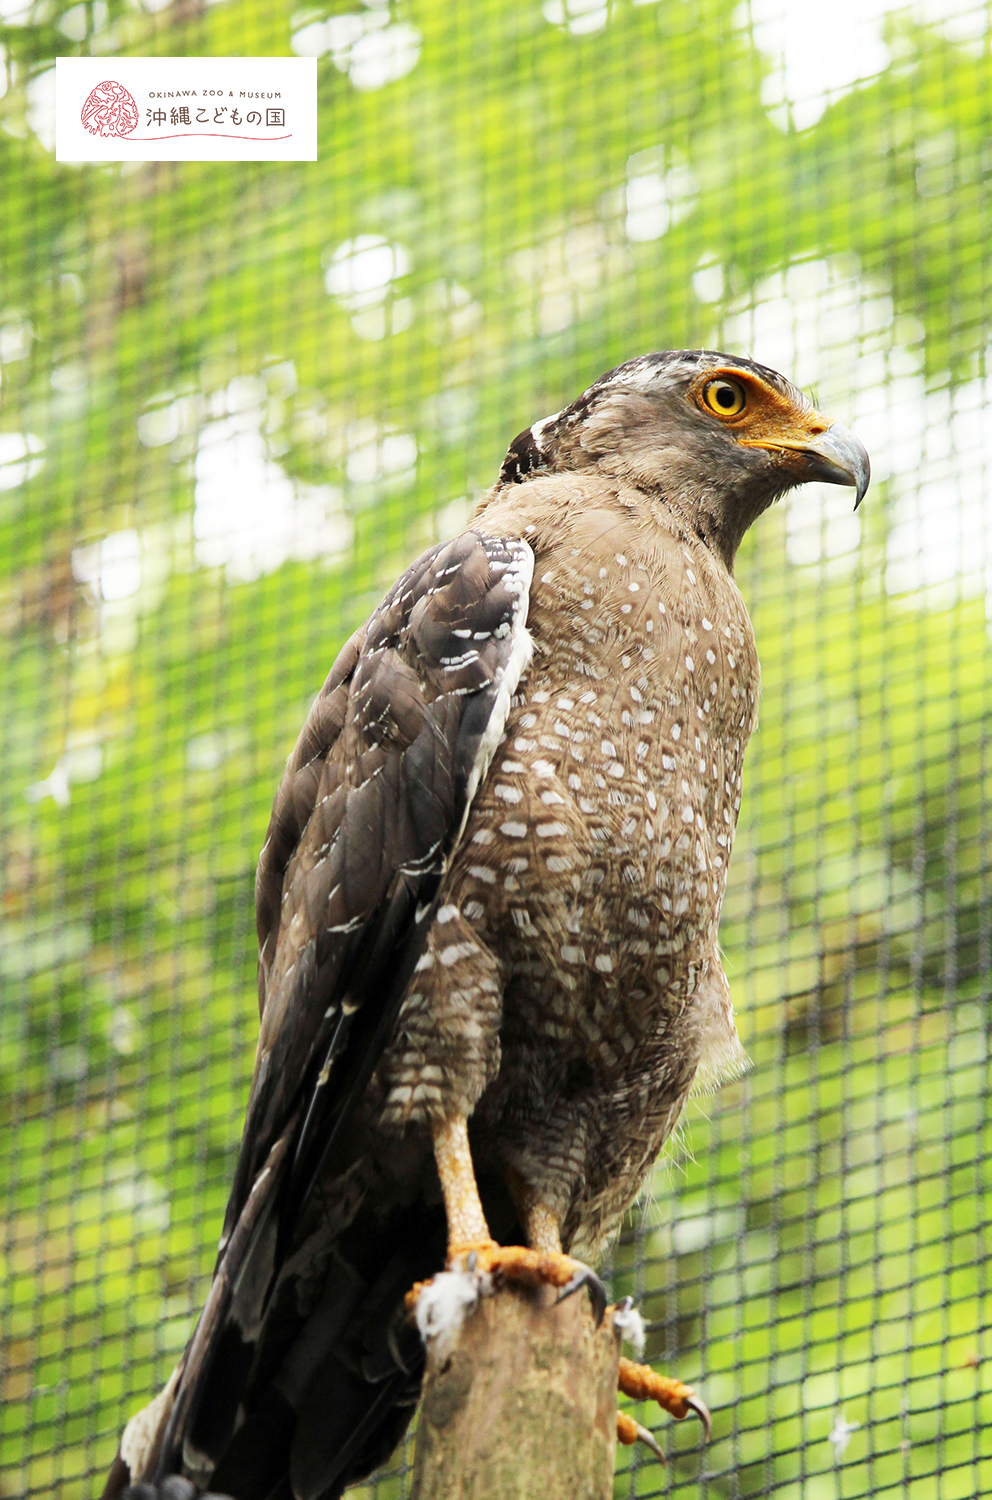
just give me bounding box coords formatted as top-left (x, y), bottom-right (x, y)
top-left (0, 2), bottom-right (990, 1496)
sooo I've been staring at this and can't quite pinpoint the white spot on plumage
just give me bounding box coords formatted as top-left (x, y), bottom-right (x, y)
top-left (440, 942), bottom-right (475, 966)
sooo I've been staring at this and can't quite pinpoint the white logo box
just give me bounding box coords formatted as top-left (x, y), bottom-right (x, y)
top-left (56, 56), bottom-right (317, 162)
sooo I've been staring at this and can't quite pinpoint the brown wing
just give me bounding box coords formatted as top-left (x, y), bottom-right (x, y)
top-left (145, 531), bottom-right (533, 1488)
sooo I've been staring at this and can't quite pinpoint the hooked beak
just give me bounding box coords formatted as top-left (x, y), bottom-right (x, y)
top-left (741, 419), bottom-right (871, 509)
top-left (798, 422), bottom-right (871, 510)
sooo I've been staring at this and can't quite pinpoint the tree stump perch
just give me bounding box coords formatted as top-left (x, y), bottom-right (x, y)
top-left (410, 1283), bottom-right (620, 1500)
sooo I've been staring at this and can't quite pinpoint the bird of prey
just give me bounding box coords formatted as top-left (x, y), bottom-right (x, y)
top-left (104, 351), bottom-right (868, 1500)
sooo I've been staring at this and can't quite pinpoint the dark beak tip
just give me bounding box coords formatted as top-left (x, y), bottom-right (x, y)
top-left (803, 422), bottom-right (870, 510)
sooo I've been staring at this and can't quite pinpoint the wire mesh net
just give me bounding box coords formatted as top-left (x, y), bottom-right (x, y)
top-left (1, 2), bottom-right (991, 1496)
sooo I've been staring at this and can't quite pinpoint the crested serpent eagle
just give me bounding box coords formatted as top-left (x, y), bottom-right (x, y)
top-left (104, 351), bottom-right (869, 1500)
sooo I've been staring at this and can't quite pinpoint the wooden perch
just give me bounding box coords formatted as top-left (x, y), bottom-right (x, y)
top-left (410, 1283), bottom-right (620, 1500)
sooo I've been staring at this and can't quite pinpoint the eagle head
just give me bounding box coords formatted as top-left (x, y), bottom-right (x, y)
top-left (498, 350), bottom-right (870, 570)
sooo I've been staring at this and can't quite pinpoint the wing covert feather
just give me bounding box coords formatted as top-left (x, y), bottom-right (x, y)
top-left (152, 531), bottom-right (532, 1486)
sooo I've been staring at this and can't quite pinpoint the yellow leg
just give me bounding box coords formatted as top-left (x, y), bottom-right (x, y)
top-left (412, 1115), bottom-right (604, 1324)
top-left (432, 1114), bottom-right (491, 1252)
top-left (507, 1165), bottom-right (563, 1255)
top-left (526, 1200), bottom-right (562, 1255)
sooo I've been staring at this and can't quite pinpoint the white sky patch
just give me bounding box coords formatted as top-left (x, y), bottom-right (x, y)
top-left (186, 727), bottom-right (248, 773)
top-left (0, 916), bottom-right (92, 978)
top-left (26, 738), bottom-right (103, 808)
top-left (718, 254), bottom-right (992, 605)
top-left (323, 235), bottom-right (413, 340)
top-left (740, 0), bottom-right (989, 131)
top-left (0, 431), bottom-right (44, 490)
top-left (423, 280), bottom-right (482, 343)
top-left (94, 365), bottom-right (355, 615)
top-left (292, 6), bottom-right (422, 90)
top-left (0, 0), bottom-right (33, 24)
top-left (138, 391), bottom-right (203, 448)
top-left (71, 522), bottom-right (177, 654)
top-left (543, 0), bottom-right (609, 34)
top-left (25, 66), bottom-right (56, 152)
top-left (51, 361), bottom-right (88, 394)
top-left (58, 1), bottom-right (108, 41)
top-left (108, 1166), bottom-right (170, 1234)
top-left (194, 404), bottom-right (352, 582)
top-left (435, 494), bottom-right (471, 540)
top-left (73, 528), bottom-right (142, 601)
top-left (623, 146), bottom-right (696, 243)
top-left (343, 417), bottom-right (418, 491)
top-left (0, 314), bottom-right (33, 363)
top-left (693, 259), bottom-right (726, 305)
top-left (511, 222), bottom-right (629, 338)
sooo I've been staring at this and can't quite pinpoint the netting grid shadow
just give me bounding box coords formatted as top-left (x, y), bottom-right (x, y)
top-left (1, 2), bottom-right (990, 1497)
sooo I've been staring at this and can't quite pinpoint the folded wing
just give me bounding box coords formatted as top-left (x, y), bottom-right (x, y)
top-left (109, 532), bottom-right (533, 1498)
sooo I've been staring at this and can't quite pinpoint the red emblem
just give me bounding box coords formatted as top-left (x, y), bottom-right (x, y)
top-left (80, 80), bottom-right (139, 138)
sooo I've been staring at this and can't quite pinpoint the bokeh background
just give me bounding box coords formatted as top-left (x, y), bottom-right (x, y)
top-left (2, 1), bottom-right (991, 1496)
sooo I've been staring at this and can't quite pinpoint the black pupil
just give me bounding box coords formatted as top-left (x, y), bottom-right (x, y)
top-left (716, 384), bottom-right (737, 409)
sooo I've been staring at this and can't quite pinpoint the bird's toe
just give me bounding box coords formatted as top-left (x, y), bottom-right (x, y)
top-left (616, 1410), bottom-right (667, 1464)
top-left (552, 1258), bottom-right (608, 1325)
top-left (618, 1355), bottom-right (711, 1442)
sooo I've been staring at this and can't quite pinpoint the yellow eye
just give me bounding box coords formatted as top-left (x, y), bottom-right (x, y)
top-left (702, 377), bottom-right (746, 418)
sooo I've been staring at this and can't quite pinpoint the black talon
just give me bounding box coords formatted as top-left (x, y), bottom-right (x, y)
top-left (554, 1260), bottom-right (608, 1325)
top-left (686, 1391), bottom-right (712, 1444)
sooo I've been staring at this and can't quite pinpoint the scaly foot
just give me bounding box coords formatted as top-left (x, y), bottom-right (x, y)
top-left (406, 1240), bottom-right (607, 1325)
top-left (618, 1355), bottom-right (712, 1442)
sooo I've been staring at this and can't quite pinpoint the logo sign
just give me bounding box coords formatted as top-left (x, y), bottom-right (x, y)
top-left (56, 57), bottom-right (317, 162)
